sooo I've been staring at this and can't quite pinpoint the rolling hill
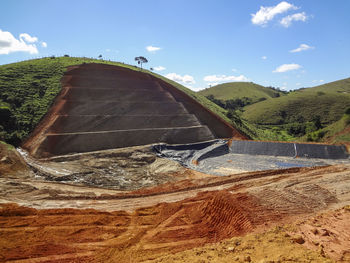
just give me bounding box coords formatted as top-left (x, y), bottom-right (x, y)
top-left (198, 82), bottom-right (285, 104)
top-left (242, 78), bottom-right (350, 125)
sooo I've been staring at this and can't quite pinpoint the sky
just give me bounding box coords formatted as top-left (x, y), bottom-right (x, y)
top-left (1, 0), bottom-right (350, 91)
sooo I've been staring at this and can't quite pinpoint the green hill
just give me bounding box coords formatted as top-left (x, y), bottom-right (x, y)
top-left (198, 82), bottom-right (284, 104)
top-left (310, 113), bottom-right (350, 144)
top-left (242, 78), bottom-right (350, 125)
top-left (0, 57), bottom-right (254, 145)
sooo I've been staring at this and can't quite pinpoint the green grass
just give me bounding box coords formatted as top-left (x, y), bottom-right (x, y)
top-left (0, 56), bottom-right (253, 145)
top-left (0, 140), bottom-right (15, 150)
top-left (198, 82), bottom-right (285, 103)
top-left (298, 114), bottom-right (350, 144)
top-left (242, 78), bottom-right (350, 125)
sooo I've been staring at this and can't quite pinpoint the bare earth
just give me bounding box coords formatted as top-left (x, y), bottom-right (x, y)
top-left (0, 144), bottom-right (349, 262)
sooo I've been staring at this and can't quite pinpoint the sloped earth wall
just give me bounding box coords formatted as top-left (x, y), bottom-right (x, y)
top-left (23, 63), bottom-right (245, 158)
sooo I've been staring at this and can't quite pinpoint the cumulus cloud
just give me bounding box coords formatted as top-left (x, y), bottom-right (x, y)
top-left (154, 66), bottom-right (166, 71)
top-left (165, 73), bottom-right (195, 85)
top-left (280, 12), bottom-right (307, 27)
top-left (146, 45), bottom-right (161, 52)
top-left (251, 1), bottom-right (297, 26)
top-left (203, 74), bottom-right (249, 83)
top-left (290, 43), bottom-right (314, 53)
top-left (273, 63), bottom-right (302, 73)
top-left (41, 42), bottom-right (47, 48)
top-left (0, 29), bottom-right (39, 55)
top-left (261, 56), bottom-right (267, 60)
top-left (19, 33), bottom-right (38, 43)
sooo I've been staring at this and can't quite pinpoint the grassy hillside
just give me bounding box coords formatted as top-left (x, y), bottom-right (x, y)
top-left (242, 78), bottom-right (350, 125)
top-left (299, 113), bottom-right (350, 145)
top-left (0, 56), bottom-right (254, 145)
top-left (198, 82), bottom-right (285, 103)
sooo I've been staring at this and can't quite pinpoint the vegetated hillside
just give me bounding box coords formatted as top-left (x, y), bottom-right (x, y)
top-left (0, 56), bottom-right (252, 146)
top-left (303, 112), bottom-right (350, 146)
top-left (198, 82), bottom-right (285, 104)
top-left (242, 78), bottom-right (350, 125)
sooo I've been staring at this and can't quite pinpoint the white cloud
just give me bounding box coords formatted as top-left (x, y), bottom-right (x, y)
top-left (273, 63), bottom-right (302, 73)
top-left (296, 82), bottom-right (301, 86)
top-left (232, 68), bottom-right (237, 72)
top-left (290, 43), bottom-right (314, 53)
top-left (165, 73), bottom-right (195, 85)
top-left (312, 79), bottom-right (324, 83)
top-left (19, 33), bottom-right (38, 43)
top-left (154, 66), bottom-right (166, 71)
top-left (41, 42), bottom-right (47, 48)
top-left (105, 49), bottom-right (119, 53)
top-left (0, 29), bottom-right (38, 55)
top-left (261, 56), bottom-right (267, 60)
top-left (280, 12), bottom-right (307, 27)
top-left (146, 45), bottom-right (161, 52)
top-left (203, 74), bottom-right (249, 83)
top-left (251, 1), bottom-right (297, 26)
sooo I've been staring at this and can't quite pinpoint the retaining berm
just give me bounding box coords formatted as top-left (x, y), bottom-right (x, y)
top-left (23, 63), bottom-right (245, 157)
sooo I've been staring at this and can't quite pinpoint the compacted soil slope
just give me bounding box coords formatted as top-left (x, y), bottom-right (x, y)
top-left (23, 63), bottom-right (243, 158)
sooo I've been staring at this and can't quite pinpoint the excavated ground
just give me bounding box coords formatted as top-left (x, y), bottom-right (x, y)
top-left (0, 142), bottom-right (350, 262)
top-left (2, 63), bottom-right (349, 262)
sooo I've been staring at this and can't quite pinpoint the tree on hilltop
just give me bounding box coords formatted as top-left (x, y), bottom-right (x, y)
top-left (135, 56), bottom-right (148, 70)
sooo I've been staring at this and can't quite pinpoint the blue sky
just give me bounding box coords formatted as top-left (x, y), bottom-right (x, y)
top-left (1, 0), bottom-right (349, 91)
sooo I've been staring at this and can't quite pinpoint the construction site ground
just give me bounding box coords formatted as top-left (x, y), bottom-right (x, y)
top-left (0, 143), bottom-right (350, 262)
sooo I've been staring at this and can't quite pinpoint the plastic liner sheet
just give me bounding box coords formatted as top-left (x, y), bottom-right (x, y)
top-left (153, 140), bottom-right (348, 176)
top-left (229, 140), bottom-right (348, 159)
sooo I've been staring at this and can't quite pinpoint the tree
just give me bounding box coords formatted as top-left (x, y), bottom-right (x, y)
top-left (312, 115), bottom-right (322, 130)
top-left (134, 56), bottom-right (148, 70)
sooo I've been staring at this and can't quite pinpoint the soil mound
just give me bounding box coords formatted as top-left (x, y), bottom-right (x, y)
top-left (0, 141), bottom-right (29, 176)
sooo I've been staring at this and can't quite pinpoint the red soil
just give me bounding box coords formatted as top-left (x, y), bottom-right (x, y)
top-left (0, 190), bottom-right (290, 263)
top-left (293, 206), bottom-right (350, 261)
